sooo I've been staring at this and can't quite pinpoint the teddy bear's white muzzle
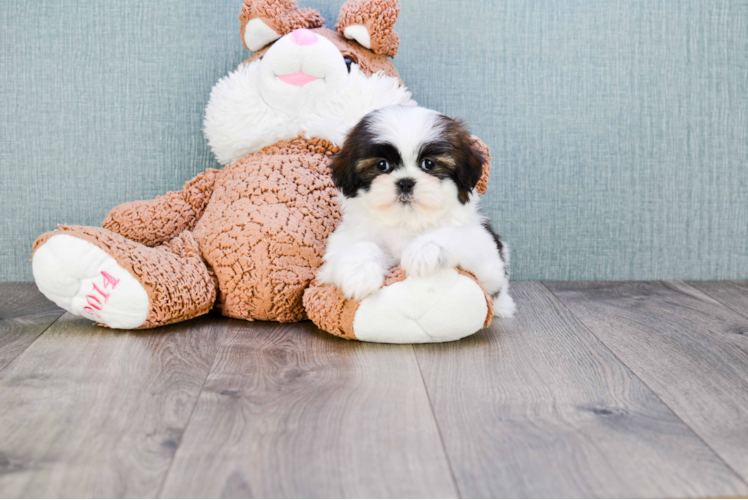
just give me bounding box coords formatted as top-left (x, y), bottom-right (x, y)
top-left (259, 29), bottom-right (349, 113)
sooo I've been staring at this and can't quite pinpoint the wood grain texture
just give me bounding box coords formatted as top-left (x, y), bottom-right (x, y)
top-left (414, 282), bottom-right (747, 498)
top-left (688, 280), bottom-right (748, 319)
top-left (159, 320), bottom-right (457, 499)
top-left (545, 280), bottom-right (748, 485)
top-left (0, 283), bottom-right (63, 372)
top-left (0, 312), bottom-right (226, 498)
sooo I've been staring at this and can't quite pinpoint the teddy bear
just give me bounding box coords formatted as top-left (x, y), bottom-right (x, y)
top-left (31, 0), bottom-right (499, 343)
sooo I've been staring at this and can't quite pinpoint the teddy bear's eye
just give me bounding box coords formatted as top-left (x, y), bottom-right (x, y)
top-left (421, 159), bottom-right (435, 171)
top-left (344, 57), bottom-right (354, 73)
top-left (376, 160), bottom-right (390, 172)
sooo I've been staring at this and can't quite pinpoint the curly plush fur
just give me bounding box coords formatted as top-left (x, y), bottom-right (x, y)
top-left (336, 0), bottom-right (401, 57)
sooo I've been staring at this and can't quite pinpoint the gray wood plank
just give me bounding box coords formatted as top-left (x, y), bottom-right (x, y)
top-left (545, 280), bottom-right (748, 486)
top-left (0, 312), bottom-right (227, 498)
top-left (688, 280), bottom-right (748, 319)
top-left (0, 283), bottom-right (63, 371)
top-left (415, 282), bottom-right (747, 498)
top-left (159, 320), bottom-right (458, 499)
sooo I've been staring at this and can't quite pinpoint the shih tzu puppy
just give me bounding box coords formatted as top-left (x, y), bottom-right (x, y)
top-left (318, 105), bottom-right (516, 318)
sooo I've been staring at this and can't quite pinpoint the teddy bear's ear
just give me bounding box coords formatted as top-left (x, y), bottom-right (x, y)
top-left (240, 0), bottom-right (324, 52)
top-left (471, 136), bottom-right (492, 195)
top-left (336, 0), bottom-right (400, 58)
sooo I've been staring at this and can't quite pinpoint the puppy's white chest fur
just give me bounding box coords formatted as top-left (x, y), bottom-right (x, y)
top-left (339, 195), bottom-right (483, 259)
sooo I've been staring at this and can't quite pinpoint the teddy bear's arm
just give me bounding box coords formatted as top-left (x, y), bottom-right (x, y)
top-left (101, 169), bottom-right (220, 247)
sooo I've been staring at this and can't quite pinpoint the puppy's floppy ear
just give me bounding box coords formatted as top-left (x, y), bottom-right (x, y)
top-left (441, 118), bottom-right (487, 203)
top-left (329, 146), bottom-right (360, 199)
top-left (330, 118), bottom-right (372, 198)
top-left (456, 134), bottom-right (488, 202)
top-left (240, 0), bottom-right (324, 52)
top-left (470, 136), bottom-right (492, 195)
top-left (336, 0), bottom-right (400, 57)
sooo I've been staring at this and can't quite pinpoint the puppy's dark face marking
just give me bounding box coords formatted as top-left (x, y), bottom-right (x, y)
top-left (417, 116), bottom-right (486, 204)
top-left (330, 108), bottom-right (486, 205)
top-left (330, 115), bottom-right (404, 198)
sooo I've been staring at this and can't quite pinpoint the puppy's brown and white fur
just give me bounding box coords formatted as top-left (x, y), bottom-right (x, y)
top-left (318, 105), bottom-right (515, 317)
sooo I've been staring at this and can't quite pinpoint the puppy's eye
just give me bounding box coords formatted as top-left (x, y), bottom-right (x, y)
top-left (421, 159), bottom-right (435, 171)
top-left (376, 160), bottom-right (390, 172)
top-left (344, 57), bottom-right (354, 73)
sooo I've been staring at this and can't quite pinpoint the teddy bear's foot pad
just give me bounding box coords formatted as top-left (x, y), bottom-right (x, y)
top-left (32, 234), bottom-right (149, 329)
top-left (353, 268), bottom-right (489, 343)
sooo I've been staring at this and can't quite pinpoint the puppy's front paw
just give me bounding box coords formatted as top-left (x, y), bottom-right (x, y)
top-left (401, 240), bottom-right (448, 278)
top-left (340, 261), bottom-right (386, 301)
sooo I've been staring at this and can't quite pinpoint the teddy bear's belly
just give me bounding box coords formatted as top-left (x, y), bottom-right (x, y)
top-left (192, 146), bottom-right (340, 322)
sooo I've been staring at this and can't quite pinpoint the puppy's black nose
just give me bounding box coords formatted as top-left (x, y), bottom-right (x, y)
top-left (397, 178), bottom-right (415, 194)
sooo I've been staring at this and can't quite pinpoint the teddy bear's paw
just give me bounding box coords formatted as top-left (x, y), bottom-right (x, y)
top-left (493, 290), bottom-right (516, 318)
top-left (352, 268), bottom-right (489, 343)
top-left (33, 234), bottom-right (149, 329)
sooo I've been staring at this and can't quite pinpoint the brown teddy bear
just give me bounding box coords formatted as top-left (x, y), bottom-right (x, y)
top-left (32, 0), bottom-right (498, 343)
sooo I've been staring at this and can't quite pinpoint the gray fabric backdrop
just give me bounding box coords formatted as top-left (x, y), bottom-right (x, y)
top-left (2, 0), bottom-right (747, 282)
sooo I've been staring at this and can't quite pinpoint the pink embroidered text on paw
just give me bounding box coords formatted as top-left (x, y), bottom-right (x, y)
top-left (83, 271), bottom-right (120, 318)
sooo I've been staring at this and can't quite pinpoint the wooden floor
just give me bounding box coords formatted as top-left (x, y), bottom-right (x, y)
top-left (1, 281), bottom-right (747, 498)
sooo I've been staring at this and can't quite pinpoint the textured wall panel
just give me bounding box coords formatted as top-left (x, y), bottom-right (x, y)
top-left (1, 0), bottom-right (747, 281)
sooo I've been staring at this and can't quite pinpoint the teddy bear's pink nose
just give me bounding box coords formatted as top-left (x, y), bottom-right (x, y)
top-left (291, 28), bottom-right (317, 46)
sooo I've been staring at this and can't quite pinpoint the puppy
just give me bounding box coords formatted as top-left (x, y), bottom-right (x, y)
top-left (318, 105), bottom-right (516, 318)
